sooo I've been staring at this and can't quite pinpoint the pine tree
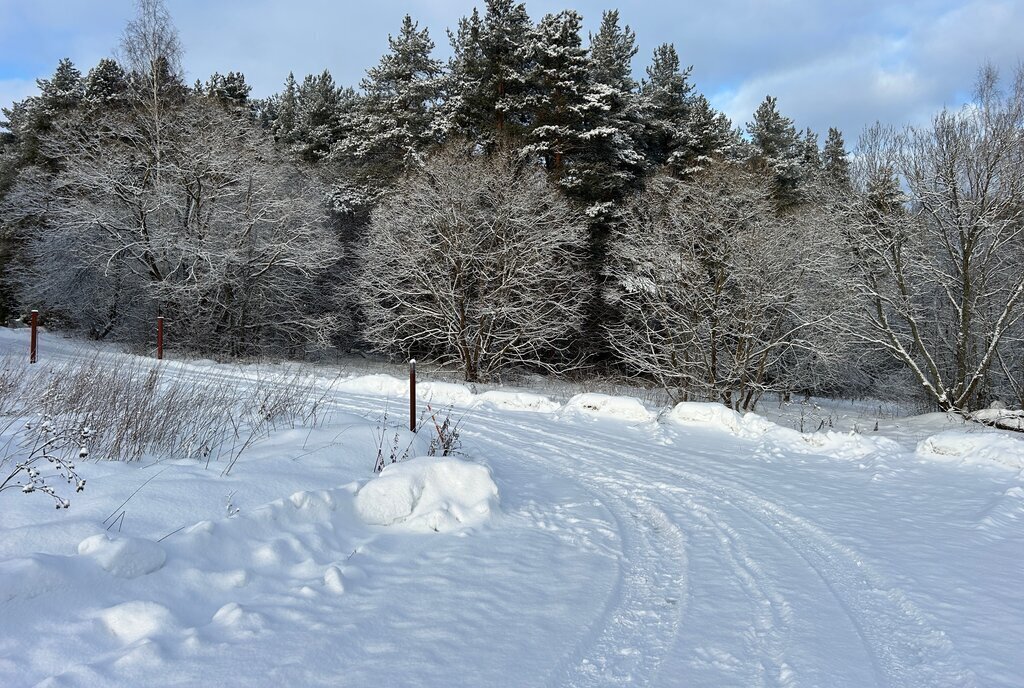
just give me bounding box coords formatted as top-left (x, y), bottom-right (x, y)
top-left (205, 71), bottom-right (252, 108)
top-left (676, 93), bottom-right (735, 175)
top-left (639, 43), bottom-right (692, 169)
top-left (445, 0), bottom-right (534, 149)
top-left (800, 127), bottom-right (821, 169)
top-left (746, 95), bottom-right (803, 207)
top-left (822, 127), bottom-right (851, 191)
top-left (579, 9), bottom-right (645, 208)
top-left (344, 15), bottom-right (444, 182)
top-left (84, 58), bottom-right (128, 107)
top-left (291, 70), bottom-right (354, 163)
top-left (525, 10), bottom-right (598, 181)
top-left (272, 73), bottom-right (299, 144)
top-left (35, 58), bottom-right (85, 118)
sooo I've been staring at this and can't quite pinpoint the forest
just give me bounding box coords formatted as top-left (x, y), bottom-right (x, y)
top-left (1, 0), bottom-right (1022, 414)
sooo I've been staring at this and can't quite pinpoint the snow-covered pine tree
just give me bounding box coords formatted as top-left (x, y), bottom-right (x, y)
top-left (272, 72), bottom-right (299, 144)
top-left (822, 126), bottom-right (851, 191)
top-left (445, 0), bottom-right (534, 150)
top-left (746, 95), bottom-right (804, 208)
top-left (800, 127), bottom-right (821, 169)
top-left (84, 59), bottom-right (128, 108)
top-left (205, 71), bottom-right (252, 108)
top-left (639, 43), bottom-right (692, 169)
top-left (524, 10), bottom-right (598, 183)
top-left (36, 58), bottom-right (85, 117)
top-left (677, 93), bottom-right (735, 174)
top-left (290, 70), bottom-right (356, 164)
top-left (343, 15), bottom-right (444, 184)
top-left (579, 9), bottom-right (645, 210)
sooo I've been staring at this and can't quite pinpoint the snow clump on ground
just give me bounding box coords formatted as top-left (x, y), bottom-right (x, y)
top-left (355, 457), bottom-right (499, 532)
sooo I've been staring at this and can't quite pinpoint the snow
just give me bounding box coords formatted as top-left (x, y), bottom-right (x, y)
top-left (355, 456), bottom-right (499, 532)
top-left (562, 392), bottom-right (654, 422)
top-left (917, 430), bottom-right (1024, 471)
top-left (77, 534), bottom-right (166, 579)
top-left (1, 328), bottom-right (1023, 687)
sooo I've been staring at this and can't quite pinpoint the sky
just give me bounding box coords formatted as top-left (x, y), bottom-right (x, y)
top-left (1, 0), bottom-right (1022, 142)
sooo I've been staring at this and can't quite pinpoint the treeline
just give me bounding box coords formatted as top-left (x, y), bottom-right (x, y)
top-left (1, 0), bottom-right (1022, 413)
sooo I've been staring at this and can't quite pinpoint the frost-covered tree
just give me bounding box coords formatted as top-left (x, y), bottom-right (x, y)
top-left (639, 43), bottom-right (692, 169)
top-left (3, 90), bottom-right (340, 354)
top-left (577, 9), bottom-right (645, 211)
top-left (822, 126), bottom-right (851, 191)
top-left (35, 58), bottom-right (85, 117)
top-left (353, 147), bottom-right (589, 381)
top-left (746, 95), bottom-right (805, 208)
top-left (342, 15), bottom-right (444, 185)
top-left (121, 0), bottom-right (186, 185)
top-left (444, 0), bottom-right (534, 149)
top-left (84, 58), bottom-right (128, 108)
top-left (205, 71), bottom-right (252, 108)
top-left (845, 67), bottom-right (1024, 411)
top-left (606, 165), bottom-right (849, 409)
top-left (289, 71), bottom-right (358, 164)
top-left (524, 10), bottom-right (599, 182)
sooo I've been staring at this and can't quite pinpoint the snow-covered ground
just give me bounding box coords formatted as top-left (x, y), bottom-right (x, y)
top-left (1, 328), bottom-right (1022, 687)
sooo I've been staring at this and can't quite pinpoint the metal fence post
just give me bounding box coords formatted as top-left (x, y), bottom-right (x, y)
top-left (29, 310), bottom-right (38, 364)
top-left (410, 359), bottom-right (417, 432)
top-left (157, 316), bottom-right (164, 360)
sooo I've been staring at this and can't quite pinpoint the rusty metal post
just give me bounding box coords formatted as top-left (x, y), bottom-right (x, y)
top-left (156, 316), bottom-right (164, 360)
top-left (409, 359), bottom-right (417, 432)
top-left (29, 310), bottom-right (38, 364)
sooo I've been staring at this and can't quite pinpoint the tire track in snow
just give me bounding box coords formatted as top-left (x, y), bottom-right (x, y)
top-left (463, 422), bottom-right (688, 687)
top-left (553, 417), bottom-right (977, 687)
top-left (477, 419), bottom-right (798, 687)
top-left (472, 414), bottom-right (977, 688)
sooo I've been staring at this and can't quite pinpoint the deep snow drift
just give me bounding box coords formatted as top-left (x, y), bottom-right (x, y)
top-left (1, 329), bottom-right (1022, 687)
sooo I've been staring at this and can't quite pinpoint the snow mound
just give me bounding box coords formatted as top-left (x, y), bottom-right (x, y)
top-left (668, 402), bottom-right (750, 434)
top-left (355, 457), bottom-right (499, 532)
top-left (971, 408), bottom-right (1024, 431)
top-left (98, 601), bottom-right (179, 644)
top-left (563, 393), bottom-right (653, 422)
top-left (474, 390), bottom-right (561, 413)
top-left (916, 430), bottom-right (1024, 471)
top-left (336, 374), bottom-right (475, 407)
top-left (336, 374), bottom-right (408, 398)
top-left (78, 534), bottom-right (166, 579)
top-left (668, 401), bottom-right (894, 459)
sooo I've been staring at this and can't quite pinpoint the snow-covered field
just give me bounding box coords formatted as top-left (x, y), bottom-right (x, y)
top-left (1, 329), bottom-right (1022, 687)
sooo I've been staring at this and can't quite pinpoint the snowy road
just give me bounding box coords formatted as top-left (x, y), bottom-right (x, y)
top-left (1, 335), bottom-right (1022, 687)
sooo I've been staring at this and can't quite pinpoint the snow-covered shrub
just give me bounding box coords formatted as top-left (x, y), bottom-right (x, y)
top-left (0, 417), bottom-right (87, 509)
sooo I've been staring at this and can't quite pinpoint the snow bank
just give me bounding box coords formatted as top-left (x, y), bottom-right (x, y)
top-left (668, 401), bottom-right (896, 459)
top-left (97, 601), bottom-right (179, 644)
top-left (335, 374), bottom-right (475, 407)
top-left (562, 393), bottom-right (653, 422)
top-left (355, 457), bottom-right (499, 532)
top-left (474, 390), bottom-right (561, 413)
top-left (916, 430), bottom-right (1024, 471)
top-left (971, 408), bottom-right (1024, 432)
top-left (78, 534), bottom-right (166, 579)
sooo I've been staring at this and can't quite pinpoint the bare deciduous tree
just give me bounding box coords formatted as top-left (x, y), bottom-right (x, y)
top-left (846, 66), bottom-right (1024, 412)
top-left (353, 148), bottom-right (589, 381)
top-left (4, 98), bottom-right (341, 355)
top-left (605, 167), bottom-right (850, 410)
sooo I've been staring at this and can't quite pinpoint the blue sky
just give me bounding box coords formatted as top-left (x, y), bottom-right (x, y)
top-left (2, 0), bottom-right (1022, 141)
